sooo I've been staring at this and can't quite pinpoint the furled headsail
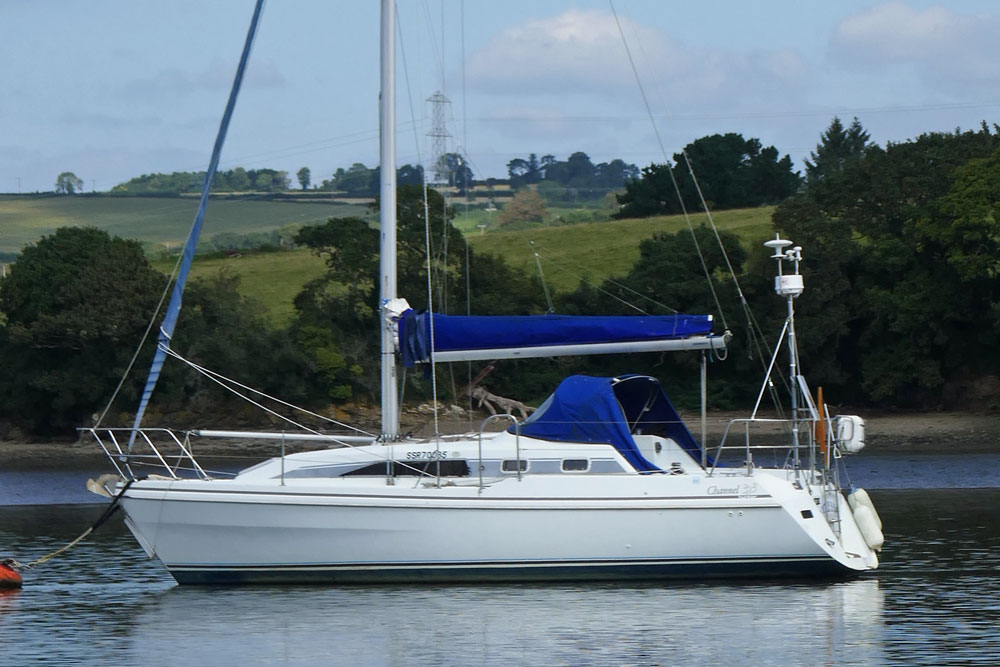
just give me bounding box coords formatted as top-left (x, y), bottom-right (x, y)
top-left (128, 0), bottom-right (265, 443)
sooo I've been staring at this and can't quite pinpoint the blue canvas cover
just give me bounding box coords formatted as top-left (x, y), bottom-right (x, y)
top-left (398, 311), bottom-right (715, 367)
top-left (511, 375), bottom-right (707, 473)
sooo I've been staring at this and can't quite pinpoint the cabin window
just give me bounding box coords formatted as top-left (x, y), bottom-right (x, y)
top-left (344, 460), bottom-right (470, 477)
top-left (501, 459), bottom-right (528, 473)
top-left (561, 459), bottom-right (589, 472)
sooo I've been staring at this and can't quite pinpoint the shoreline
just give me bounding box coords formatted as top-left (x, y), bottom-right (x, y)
top-left (1, 411), bottom-right (998, 470)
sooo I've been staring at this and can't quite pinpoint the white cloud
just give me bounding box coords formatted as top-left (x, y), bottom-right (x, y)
top-left (830, 2), bottom-right (1000, 93)
top-left (466, 9), bottom-right (658, 94)
top-left (833, 2), bottom-right (964, 60)
top-left (465, 9), bottom-right (807, 107)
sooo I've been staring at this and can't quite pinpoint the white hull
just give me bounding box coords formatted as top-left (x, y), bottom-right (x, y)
top-left (116, 451), bottom-right (877, 584)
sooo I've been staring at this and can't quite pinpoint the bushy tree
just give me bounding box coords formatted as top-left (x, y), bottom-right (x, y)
top-left (112, 167), bottom-right (296, 195)
top-left (499, 189), bottom-right (547, 225)
top-left (55, 172), bottom-right (84, 194)
top-left (804, 117), bottom-right (870, 188)
top-left (0, 227), bottom-right (323, 433)
top-left (611, 163), bottom-right (676, 218)
top-left (293, 186), bottom-right (546, 401)
top-left (615, 133), bottom-right (800, 218)
top-left (319, 163), bottom-right (425, 196)
top-left (397, 164), bottom-right (425, 187)
top-left (297, 167), bottom-right (311, 190)
top-left (0, 227), bottom-right (163, 433)
top-left (506, 153), bottom-right (543, 188)
top-left (293, 187), bottom-right (463, 398)
top-left (507, 152), bottom-right (638, 200)
top-left (227, 167), bottom-right (252, 191)
top-left (247, 168), bottom-right (290, 192)
top-left (773, 122), bottom-right (1000, 405)
top-left (434, 153), bottom-right (473, 194)
top-left (771, 195), bottom-right (859, 390)
top-left (156, 272), bottom-right (318, 417)
top-left (319, 163), bottom-right (373, 196)
top-left (595, 159), bottom-right (640, 188)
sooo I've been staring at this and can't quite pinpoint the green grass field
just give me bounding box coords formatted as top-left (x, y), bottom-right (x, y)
top-left (4, 194), bottom-right (774, 326)
top-left (0, 195), bottom-right (370, 256)
top-left (174, 206), bottom-right (773, 325)
top-left (467, 207), bottom-right (775, 294)
top-left (151, 249), bottom-right (327, 326)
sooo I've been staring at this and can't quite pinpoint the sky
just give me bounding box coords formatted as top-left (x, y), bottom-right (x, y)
top-left (5, 0), bottom-right (1000, 194)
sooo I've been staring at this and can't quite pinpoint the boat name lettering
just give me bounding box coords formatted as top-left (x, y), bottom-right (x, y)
top-left (406, 451), bottom-right (448, 460)
top-left (707, 485), bottom-right (740, 495)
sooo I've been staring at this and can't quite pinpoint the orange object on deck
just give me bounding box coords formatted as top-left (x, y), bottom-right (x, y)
top-left (0, 560), bottom-right (23, 589)
top-left (815, 387), bottom-right (828, 467)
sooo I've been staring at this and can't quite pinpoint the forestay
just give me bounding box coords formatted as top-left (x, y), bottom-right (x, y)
top-left (128, 0), bottom-right (266, 442)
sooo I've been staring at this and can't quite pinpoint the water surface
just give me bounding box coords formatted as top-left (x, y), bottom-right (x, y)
top-left (2, 458), bottom-right (998, 665)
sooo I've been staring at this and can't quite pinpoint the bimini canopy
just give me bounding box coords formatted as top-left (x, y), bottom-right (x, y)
top-left (511, 375), bottom-right (706, 473)
top-left (398, 311), bottom-right (725, 367)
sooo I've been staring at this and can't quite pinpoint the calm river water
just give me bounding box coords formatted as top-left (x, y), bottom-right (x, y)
top-left (2, 454), bottom-right (999, 666)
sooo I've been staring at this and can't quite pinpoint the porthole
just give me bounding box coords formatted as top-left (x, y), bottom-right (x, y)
top-left (561, 459), bottom-right (589, 472)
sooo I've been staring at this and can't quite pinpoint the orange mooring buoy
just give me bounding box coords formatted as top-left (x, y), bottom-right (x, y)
top-left (1, 560), bottom-right (23, 589)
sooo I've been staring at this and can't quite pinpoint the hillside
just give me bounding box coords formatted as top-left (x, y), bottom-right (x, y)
top-left (150, 248), bottom-right (327, 326)
top-left (2, 194), bottom-right (775, 326)
top-left (466, 207), bottom-right (774, 293)
top-left (0, 194), bottom-right (370, 258)
top-left (166, 206), bottom-right (774, 325)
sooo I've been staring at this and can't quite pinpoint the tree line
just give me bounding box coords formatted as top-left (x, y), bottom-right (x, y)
top-left (101, 150), bottom-right (640, 202)
top-left (773, 118), bottom-right (1000, 406)
top-left (0, 195), bottom-right (776, 437)
top-left (6, 117), bottom-right (1000, 436)
top-left (506, 152), bottom-right (640, 201)
top-left (113, 168), bottom-right (293, 195)
top-left (85, 136), bottom-right (797, 215)
top-left (614, 133), bottom-right (800, 217)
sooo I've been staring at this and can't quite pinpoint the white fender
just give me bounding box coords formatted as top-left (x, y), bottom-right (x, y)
top-left (836, 415), bottom-right (866, 453)
top-left (852, 504), bottom-right (884, 552)
top-left (848, 487), bottom-right (883, 530)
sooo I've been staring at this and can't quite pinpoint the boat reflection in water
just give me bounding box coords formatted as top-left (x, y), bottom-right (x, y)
top-left (123, 579), bottom-right (884, 665)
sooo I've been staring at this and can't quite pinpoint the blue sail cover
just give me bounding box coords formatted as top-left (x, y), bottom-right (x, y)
top-left (398, 311), bottom-right (715, 367)
top-left (512, 375), bottom-right (707, 473)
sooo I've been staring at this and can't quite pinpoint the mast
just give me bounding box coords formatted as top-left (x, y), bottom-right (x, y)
top-left (379, 0), bottom-right (399, 439)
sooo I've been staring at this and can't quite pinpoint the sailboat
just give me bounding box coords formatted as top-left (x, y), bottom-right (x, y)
top-left (83, 1), bottom-right (882, 584)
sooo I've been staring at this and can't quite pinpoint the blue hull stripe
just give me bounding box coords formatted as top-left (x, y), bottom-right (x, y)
top-left (169, 556), bottom-right (853, 585)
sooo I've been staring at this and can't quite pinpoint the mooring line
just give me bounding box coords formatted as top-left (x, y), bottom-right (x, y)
top-left (4, 479), bottom-right (134, 573)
